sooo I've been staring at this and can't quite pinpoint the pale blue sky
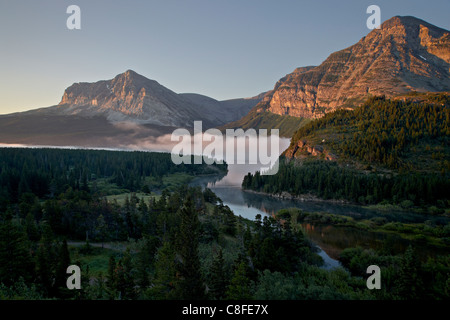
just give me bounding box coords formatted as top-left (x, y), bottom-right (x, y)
top-left (0, 0), bottom-right (449, 114)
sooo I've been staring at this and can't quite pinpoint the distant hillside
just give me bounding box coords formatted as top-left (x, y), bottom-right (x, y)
top-left (285, 92), bottom-right (450, 172)
top-left (219, 108), bottom-right (310, 137)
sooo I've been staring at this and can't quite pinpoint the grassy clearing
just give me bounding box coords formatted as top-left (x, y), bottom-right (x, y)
top-left (161, 172), bottom-right (194, 191)
top-left (105, 192), bottom-right (159, 206)
top-left (93, 172), bottom-right (197, 205)
top-left (94, 172), bottom-right (195, 197)
top-left (90, 178), bottom-right (129, 196)
top-left (69, 246), bottom-right (119, 277)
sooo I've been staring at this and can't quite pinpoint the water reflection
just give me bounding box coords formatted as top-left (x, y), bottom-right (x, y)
top-left (195, 173), bottom-right (446, 225)
top-left (190, 137), bottom-right (449, 265)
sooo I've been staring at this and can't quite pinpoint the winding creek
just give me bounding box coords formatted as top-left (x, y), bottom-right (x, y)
top-left (191, 162), bottom-right (449, 269)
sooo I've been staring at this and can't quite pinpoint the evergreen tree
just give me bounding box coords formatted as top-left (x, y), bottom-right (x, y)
top-left (106, 255), bottom-right (117, 299)
top-left (42, 200), bottom-right (63, 235)
top-left (54, 239), bottom-right (71, 296)
top-left (35, 239), bottom-right (53, 295)
top-left (222, 208), bottom-right (237, 236)
top-left (243, 225), bottom-right (252, 249)
top-left (175, 196), bottom-right (205, 299)
top-left (396, 246), bottom-right (423, 299)
top-left (115, 261), bottom-right (127, 300)
top-left (135, 236), bottom-right (159, 289)
top-left (150, 241), bottom-right (177, 299)
top-left (34, 222), bottom-right (57, 296)
top-left (25, 212), bottom-right (40, 241)
top-left (87, 272), bottom-right (107, 300)
top-left (255, 238), bottom-right (277, 272)
top-left (77, 263), bottom-right (90, 300)
top-left (209, 248), bottom-right (228, 300)
top-left (0, 218), bottom-right (34, 287)
top-left (96, 214), bottom-right (108, 248)
top-left (120, 248), bottom-right (136, 299)
top-left (225, 261), bottom-right (253, 300)
top-left (81, 172), bottom-right (90, 193)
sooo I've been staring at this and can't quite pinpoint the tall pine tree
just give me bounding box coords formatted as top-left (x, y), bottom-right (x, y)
top-left (174, 195), bottom-right (205, 299)
top-left (208, 248), bottom-right (228, 300)
top-left (54, 239), bottom-right (71, 297)
top-left (0, 217), bottom-right (34, 287)
top-left (225, 261), bottom-right (253, 300)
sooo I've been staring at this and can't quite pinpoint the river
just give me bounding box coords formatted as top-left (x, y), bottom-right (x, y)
top-left (191, 158), bottom-right (449, 269)
top-left (191, 161), bottom-right (347, 269)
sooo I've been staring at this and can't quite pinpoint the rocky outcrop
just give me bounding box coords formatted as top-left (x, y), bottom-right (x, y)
top-left (249, 16), bottom-right (450, 120)
top-left (284, 139), bottom-right (336, 160)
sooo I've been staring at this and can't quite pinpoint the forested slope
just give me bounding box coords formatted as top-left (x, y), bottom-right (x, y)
top-left (243, 94), bottom-right (450, 210)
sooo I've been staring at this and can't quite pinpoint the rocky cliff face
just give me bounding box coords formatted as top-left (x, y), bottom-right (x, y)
top-left (255, 16), bottom-right (450, 119)
top-left (58, 70), bottom-right (263, 128)
top-left (61, 70), bottom-right (160, 116)
top-left (283, 139), bottom-right (336, 160)
top-left (59, 70), bottom-right (185, 125)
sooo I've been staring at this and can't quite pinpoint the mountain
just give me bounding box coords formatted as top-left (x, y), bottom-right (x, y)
top-left (0, 70), bottom-right (264, 147)
top-left (224, 16), bottom-right (450, 136)
top-left (57, 69), bottom-right (263, 128)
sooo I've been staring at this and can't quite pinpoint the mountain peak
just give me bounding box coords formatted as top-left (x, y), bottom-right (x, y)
top-left (382, 15), bottom-right (426, 27)
top-left (113, 69), bottom-right (152, 86)
top-left (55, 69), bottom-right (263, 128)
top-left (58, 70), bottom-right (157, 112)
top-left (255, 16), bottom-right (450, 119)
top-left (376, 15), bottom-right (449, 37)
top-left (122, 69), bottom-right (143, 78)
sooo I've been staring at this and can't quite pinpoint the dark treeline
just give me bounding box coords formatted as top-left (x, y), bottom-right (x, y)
top-left (290, 95), bottom-right (450, 170)
top-left (0, 147), bottom-right (226, 207)
top-left (243, 159), bottom-right (449, 209)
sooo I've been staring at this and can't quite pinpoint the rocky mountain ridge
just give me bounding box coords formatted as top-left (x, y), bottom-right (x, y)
top-left (57, 70), bottom-right (264, 128)
top-left (237, 16), bottom-right (450, 123)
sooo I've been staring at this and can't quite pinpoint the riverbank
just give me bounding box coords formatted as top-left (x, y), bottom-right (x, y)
top-left (274, 208), bottom-right (450, 251)
top-left (242, 188), bottom-right (352, 205)
top-left (242, 188), bottom-right (449, 216)
top-left (363, 203), bottom-right (450, 216)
